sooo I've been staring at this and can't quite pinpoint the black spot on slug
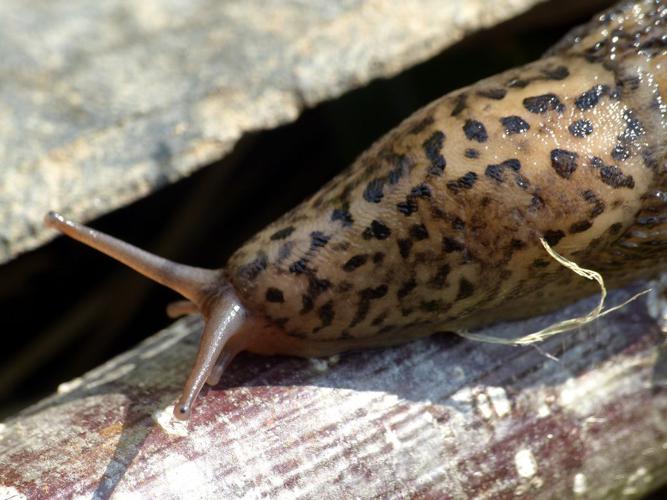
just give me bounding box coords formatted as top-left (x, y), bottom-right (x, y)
top-left (343, 254), bottom-right (368, 272)
top-left (523, 93), bottom-right (564, 114)
top-left (308, 276), bottom-right (331, 296)
top-left (398, 238), bottom-right (413, 258)
top-left (609, 87), bottom-right (622, 101)
top-left (507, 77), bottom-right (529, 88)
top-left (365, 220), bottom-right (391, 240)
top-left (451, 217), bottom-right (465, 231)
top-left (541, 65), bottom-right (569, 80)
top-left (442, 236), bottom-right (464, 253)
top-left (429, 264), bottom-right (451, 288)
top-left (638, 34), bottom-right (667, 51)
top-left (351, 285), bottom-right (389, 327)
top-left (485, 159), bottom-right (521, 184)
top-left (503, 159), bottom-right (521, 171)
top-left (617, 74), bottom-right (641, 92)
top-left (431, 206), bottom-right (446, 219)
top-left (289, 258), bottom-right (309, 274)
top-left (397, 279), bottom-right (417, 299)
top-left (377, 324), bottom-right (398, 335)
top-left (485, 164), bottom-right (504, 183)
top-left (363, 178), bottom-right (385, 203)
top-left (420, 300), bottom-right (446, 312)
top-left (642, 148), bottom-right (659, 170)
top-left (456, 278), bottom-right (475, 300)
top-left (590, 157), bottom-right (635, 188)
top-left (575, 84), bottom-right (609, 110)
top-left (500, 115), bottom-right (530, 135)
top-left (396, 184), bottom-right (431, 217)
top-left (590, 156), bottom-right (604, 169)
top-left (477, 88), bottom-right (507, 100)
top-left (511, 239), bottom-right (526, 250)
top-left (331, 208), bottom-right (354, 227)
top-left (409, 115), bottom-right (435, 134)
top-left (530, 193), bottom-right (545, 211)
top-left (265, 287), bottom-right (285, 303)
top-left (373, 252), bottom-right (385, 263)
top-left (274, 318), bottom-right (289, 329)
top-left (411, 184), bottom-right (432, 199)
top-left (608, 222), bottom-right (623, 234)
top-left (387, 157), bottom-right (408, 184)
top-left (409, 224), bottom-right (429, 241)
top-left (270, 227), bottom-right (295, 240)
top-left (331, 241), bottom-right (350, 252)
top-left (277, 241), bottom-right (294, 261)
top-left (396, 198), bottom-right (418, 216)
top-left (301, 294), bottom-right (314, 314)
top-left (422, 131), bottom-right (446, 176)
top-left (569, 220), bottom-right (593, 233)
top-left (599, 165), bottom-right (635, 189)
top-left (464, 148), bottom-right (480, 159)
top-left (568, 119), bottom-right (593, 137)
top-left (301, 276), bottom-right (331, 314)
top-left (543, 229), bottom-right (565, 246)
top-left (451, 93), bottom-right (467, 116)
top-left (621, 110), bottom-right (645, 140)
top-left (582, 190), bottom-right (605, 218)
top-left (371, 312), bottom-right (387, 327)
top-left (463, 120), bottom-right (488, 142)
top-left (237, 252), bottom-right (268, 281)
top-left (447, 172), bottom-right (478, 193)
top-left (584, 39), bottom-right (606, 63)
top-left (310, 231), bottom-right (330, 249)
top-left (337, 184), bottom-right (354, 205)
top-left (611, 143), bottom-right (630, 161)
top-left (513, 173), bottom-right (530, 190)
top-left (550, 149), bottom-right (578, 179)
top-left (318, 301), bottom-right (335, 327)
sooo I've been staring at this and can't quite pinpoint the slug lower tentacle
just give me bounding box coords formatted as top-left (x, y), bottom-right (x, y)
top-left (46, 0), bottom-right (667, 420)
top-left (173, 287), bottom-right (248, 419)
top-left (166, 300), bottom-right (199, 319)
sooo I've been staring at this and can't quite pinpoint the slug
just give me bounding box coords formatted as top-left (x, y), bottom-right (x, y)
top-left (45, 0), bottom-right (666, 420)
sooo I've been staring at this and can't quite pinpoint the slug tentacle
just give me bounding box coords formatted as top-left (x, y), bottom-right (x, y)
top-left (44, 211), bottom-right (252, 419)
top-left (44, 211), bottom-right (219, 308)
top-left (174, 287), bottom-right (248, 420)
top-left (166, 300), bottom-right (199, 318)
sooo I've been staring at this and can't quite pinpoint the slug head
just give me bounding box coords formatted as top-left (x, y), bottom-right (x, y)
top-left (44, 211), bottom-right (257, 420)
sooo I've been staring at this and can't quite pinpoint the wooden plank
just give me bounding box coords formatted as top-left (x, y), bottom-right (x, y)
top-left (1, 281), bottom-right (666, 498)
top-left (0, 0), bottom-right (547, 264)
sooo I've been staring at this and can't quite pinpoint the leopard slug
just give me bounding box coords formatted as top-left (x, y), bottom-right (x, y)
top-left (46, 0), bottom-right (667, 420)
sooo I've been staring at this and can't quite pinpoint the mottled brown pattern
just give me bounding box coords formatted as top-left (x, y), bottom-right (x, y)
top-left (228, 0), bottom-right (667, 343)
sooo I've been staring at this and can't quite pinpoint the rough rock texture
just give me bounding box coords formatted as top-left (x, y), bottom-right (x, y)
top-left (1, 281), bottom-right (666, 498)
top-left (0, 0), bottom-right (547, 265)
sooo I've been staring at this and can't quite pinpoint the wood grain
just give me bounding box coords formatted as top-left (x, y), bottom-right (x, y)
top-left (0, 0), bottom-right (548, 264)
top-left (1, 281), bottom-right (666, 498)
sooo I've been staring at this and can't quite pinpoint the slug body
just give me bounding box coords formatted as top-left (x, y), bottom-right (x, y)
top-left (46, 0), bottom-right (667, 419)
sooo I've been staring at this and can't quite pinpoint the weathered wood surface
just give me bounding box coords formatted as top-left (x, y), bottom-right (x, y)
top-left (0, 0), bottom-right (547, 265)
top-left (1, 281), bottom-right (666, 499)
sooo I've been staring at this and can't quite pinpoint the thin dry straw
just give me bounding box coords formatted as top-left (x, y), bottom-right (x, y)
top-left (457, 238), bottom-right (651, 346)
